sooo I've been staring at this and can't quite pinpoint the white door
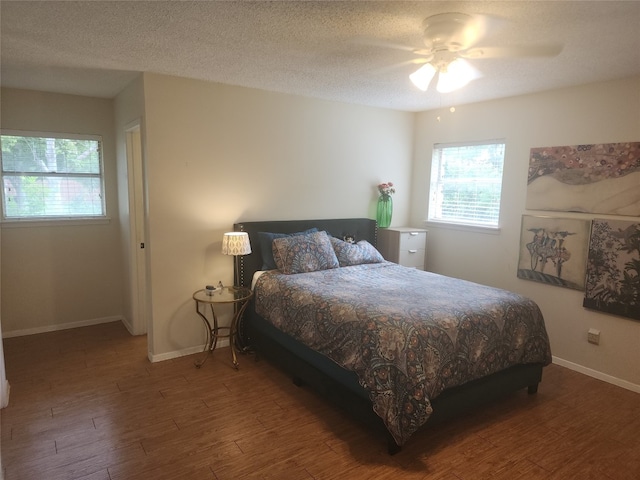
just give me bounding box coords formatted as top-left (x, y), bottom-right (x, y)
top-left (125, 123), bottom-right (148, 336)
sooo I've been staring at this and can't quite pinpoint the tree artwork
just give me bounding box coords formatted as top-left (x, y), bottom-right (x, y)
top-left (517, 215), bottom-right (591, 291)
top-left (583, 219), bottom-right (640, 320)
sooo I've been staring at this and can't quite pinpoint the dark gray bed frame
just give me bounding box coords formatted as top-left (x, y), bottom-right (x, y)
top-left (234, 218), bottom-right (544, 454)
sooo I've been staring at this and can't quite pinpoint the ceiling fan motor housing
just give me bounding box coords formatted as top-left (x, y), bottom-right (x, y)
top-left (421, 12), bottom-right (477, 52)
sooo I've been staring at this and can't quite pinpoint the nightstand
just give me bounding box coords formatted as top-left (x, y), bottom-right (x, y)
top-left (192, 286), bottom-right (253, 369)
top-left (377, 227), bottom-right (428, 270)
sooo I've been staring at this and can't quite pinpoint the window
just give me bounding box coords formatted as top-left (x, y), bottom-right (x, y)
top-left (428, 140), bottom-right (505, 228)
top-left (1, 131), bottom-right (105, 220)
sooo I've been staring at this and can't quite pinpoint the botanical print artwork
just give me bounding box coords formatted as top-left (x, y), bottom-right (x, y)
top-left (526, 142), bottom-right (640, 216)
top-left (517, 215), bottom-right (591, 290)
top-left (583, 219), bottom-right (640, 320)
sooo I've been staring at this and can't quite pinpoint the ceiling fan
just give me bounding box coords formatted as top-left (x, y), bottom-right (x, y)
top-left (405, 12), bottom-right (562, 93)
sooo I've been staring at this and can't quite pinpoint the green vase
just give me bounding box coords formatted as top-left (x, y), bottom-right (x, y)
top-left (376, 195), bottom-right (393, 228)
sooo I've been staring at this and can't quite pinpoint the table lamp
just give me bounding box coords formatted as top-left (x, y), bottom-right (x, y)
top-left (221, 231), bottom-right (252, 286)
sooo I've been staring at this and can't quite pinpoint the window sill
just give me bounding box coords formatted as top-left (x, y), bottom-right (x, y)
top-left (425, 220), bottom-right (501, 235)
top-left (1, 217), bottom-right (112, 228)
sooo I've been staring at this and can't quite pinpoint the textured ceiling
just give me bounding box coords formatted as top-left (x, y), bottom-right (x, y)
top-left (2, 1), bottom-right (640, 112)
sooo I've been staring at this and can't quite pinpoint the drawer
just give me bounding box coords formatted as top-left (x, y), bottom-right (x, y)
top-left (398, 248), bottom-right (425, 269)
top-left (377, 227), bottom-right (428, 270)
top-left (398, 231), bottom-right (427, 251)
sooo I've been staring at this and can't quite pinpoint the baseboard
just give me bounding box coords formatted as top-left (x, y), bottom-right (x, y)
top-left (121, 316), bottom-right (147, 336)
top-left (2, 316), bottom-right (124, 338)
top-left (1, 379), bottom-right (10, 409)
top-left (148, 338), bottom-right (230, 363)
top-left (552, 356), bottom-right (640, 393)
top-left (121, 317), bottom-right (134, 335)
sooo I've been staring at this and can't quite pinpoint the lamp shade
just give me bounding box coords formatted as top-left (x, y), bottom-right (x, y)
top-left (436, 58), bottom-right (476, 93)
top-left (410, 57), bottom-right (479, 94)
top-left (409, 63), bottom-right (437, 92)
top-left (222, 232), bottom-right (252, 256)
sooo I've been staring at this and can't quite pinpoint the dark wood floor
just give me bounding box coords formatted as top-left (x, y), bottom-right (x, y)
top-left (1, 321), bottom-right (639, 479)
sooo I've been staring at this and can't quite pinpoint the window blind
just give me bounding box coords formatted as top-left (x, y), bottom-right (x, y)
top-left (1, 132), bottom-right (105, 219)
top-left (428, 141), bottom-right (505, 227)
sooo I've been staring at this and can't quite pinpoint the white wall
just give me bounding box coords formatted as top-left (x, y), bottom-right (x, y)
top-left (139, 73), bottom-right (414, 358)
top-left (0, 89), bottom-right (124, 336)
top-left (410, 77), bottom-right (640, 390)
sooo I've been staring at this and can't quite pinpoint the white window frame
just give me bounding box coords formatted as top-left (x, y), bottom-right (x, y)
top-left (1, 130), bottom-right (106, 223)
top-left (427, 140), bottom-right (506, 231)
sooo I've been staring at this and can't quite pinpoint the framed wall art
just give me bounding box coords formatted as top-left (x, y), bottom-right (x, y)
top-left (583, 219), bottom-right (640, 320)
top-left (526, 142), bottom-right (640, 216)
top-left (517, 215), bottom-right (591, 290)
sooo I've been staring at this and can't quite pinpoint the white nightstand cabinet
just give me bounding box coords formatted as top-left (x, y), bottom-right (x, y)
top-left (377, 227), bottom-right (428, 270)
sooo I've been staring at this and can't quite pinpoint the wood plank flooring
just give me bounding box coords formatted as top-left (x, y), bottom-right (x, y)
top-left (1, 321), bottom-right (639, 479)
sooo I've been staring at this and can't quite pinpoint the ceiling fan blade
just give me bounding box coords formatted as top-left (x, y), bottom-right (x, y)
top-left (461, 44), bottom-right (563, 59)
top-left (350, 36), bottom-right (419, 53)
top-left (373, 56), bottom-right (432, 75)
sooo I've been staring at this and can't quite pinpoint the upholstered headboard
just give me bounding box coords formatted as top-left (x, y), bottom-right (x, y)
top-left (233, 218), bottom-right (378, 288)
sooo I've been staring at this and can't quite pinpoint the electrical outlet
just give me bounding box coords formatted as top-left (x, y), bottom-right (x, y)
top-left (587, 328), bottom-right (600, 345)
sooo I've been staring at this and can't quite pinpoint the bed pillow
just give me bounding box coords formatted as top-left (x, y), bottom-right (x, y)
top-left (330, 236), bottom-right (385, 266)
top-left (257, 228), bottom-right (318, 270)
top-left (272, 230), bottom-right (339, 274)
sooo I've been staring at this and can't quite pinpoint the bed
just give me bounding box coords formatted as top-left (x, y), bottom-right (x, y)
top-left (234, 218), bottom-right (552, 453)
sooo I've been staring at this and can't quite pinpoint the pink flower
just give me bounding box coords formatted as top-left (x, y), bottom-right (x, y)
top-left (377, 182), bottom-right (396, 196)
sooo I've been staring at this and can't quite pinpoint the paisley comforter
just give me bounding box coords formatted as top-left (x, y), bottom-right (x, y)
top-left (254, 262), bottom-right (552, 445)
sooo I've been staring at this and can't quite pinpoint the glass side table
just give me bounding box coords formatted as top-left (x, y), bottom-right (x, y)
top-left (192, 286), bottom-right (253, 369)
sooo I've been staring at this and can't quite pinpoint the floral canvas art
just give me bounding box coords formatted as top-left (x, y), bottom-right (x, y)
top-left (526, 142), bottom-right (640, 216)
top-left (583, 219), bottom-right (640, 320)
top-left (517, 215), bottom-right (591, 290)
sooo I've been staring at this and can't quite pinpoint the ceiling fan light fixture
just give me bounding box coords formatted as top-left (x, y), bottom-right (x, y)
top-left (436, 58), bottom-right (475, 93)
top-left (409, 62), bottom-right (437, 91)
